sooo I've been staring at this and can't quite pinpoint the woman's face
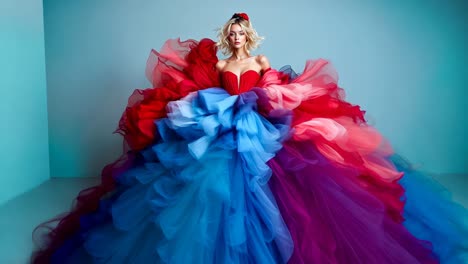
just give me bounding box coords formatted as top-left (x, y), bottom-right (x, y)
top-left (228, 23), bottom-right (247, 50)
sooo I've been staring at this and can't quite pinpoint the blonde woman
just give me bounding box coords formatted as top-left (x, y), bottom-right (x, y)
top-left (32, 13), bottom-right (468, 264)
top-left (216, 13), bottom-right (270, 84)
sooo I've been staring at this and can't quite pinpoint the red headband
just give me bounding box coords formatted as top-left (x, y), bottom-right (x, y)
top-left (231, 13), bottom-right (249, 21)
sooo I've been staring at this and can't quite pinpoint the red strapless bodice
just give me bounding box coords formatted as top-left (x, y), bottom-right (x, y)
top-left (221, 70), bottom-right (261, 95)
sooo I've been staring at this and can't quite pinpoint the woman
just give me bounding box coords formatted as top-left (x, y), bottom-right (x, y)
top-left (215, 14), bottom-right (270, 91)
top-left (32, 13), bottom-right (467, 263)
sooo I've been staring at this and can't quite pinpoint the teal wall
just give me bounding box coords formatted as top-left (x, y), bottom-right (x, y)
top-left (0, 0), bottom-right (49, 204)
top-left (43, 0), bottom-right (467, 177)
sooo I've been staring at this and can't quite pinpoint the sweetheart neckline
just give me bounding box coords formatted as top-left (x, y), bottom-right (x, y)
top-left (222, 70), bottom-right (261, 91)
top-left (222, 70), bottom-right (260, 79)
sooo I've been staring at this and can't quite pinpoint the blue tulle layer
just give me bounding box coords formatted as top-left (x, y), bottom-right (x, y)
top-left (395, 157), bottom-right (468, 263)
top-left (52, 88), bottom-right (293, 263)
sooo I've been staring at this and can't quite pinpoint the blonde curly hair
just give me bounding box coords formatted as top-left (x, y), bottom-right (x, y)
top-left (216, 14), bottom-right (264, 56)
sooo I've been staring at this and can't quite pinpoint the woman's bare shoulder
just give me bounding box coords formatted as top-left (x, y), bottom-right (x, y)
top-left (255, 55), bottom-right (270, 70)
top-left (255, 54), bottom-right (269, 63)
top-left (216, 59), bottom-right (227, 71)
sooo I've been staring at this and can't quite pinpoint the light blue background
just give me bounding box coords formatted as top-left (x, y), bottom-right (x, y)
top-left (1, 0), bottom-right (467, 203)
top-left (0, 0), bottom-right (49, 205)
top-left (44, 0), bottom-right (467, 176)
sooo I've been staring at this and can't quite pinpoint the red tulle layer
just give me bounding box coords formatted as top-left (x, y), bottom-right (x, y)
top-left (114, 38), bottom-right (220, 151)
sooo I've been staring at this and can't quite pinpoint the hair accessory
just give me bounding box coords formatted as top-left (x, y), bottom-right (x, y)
top-left (232, 13), bottom-right (249, 21)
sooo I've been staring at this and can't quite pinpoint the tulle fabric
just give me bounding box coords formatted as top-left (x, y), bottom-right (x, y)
top-left (394, 156), bottom-right (468, 264)
top-left (257, 61), bottom-right (402, 182)
top-left (115, 38), bottom-right (219, 152)
top-left (47, 88), bottom-right (294, 263)
top-left (32, 38), bottom-right (468, 264)
top-left (252, 62), bottom-right (437, 262)
top-left (31, 151), bottom-right (136, 263)
top-left (254, 63), bottom-right (406, 223)
top-left (255, 60), bottom-right (468, 263)
top-left (268, 140), bottom-right (438, 263)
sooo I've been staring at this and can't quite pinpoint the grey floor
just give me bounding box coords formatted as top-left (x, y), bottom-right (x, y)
top-left (0, 174), bottom-right (466, 263)
top-left (0, 178), bottom-right (99, 264)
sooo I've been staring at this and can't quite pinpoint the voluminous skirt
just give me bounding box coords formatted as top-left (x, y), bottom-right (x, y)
top-left (32, 38), bottom-right (468, 264)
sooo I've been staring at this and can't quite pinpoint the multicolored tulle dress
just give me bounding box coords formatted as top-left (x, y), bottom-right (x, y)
top-left (32, 38), bottom-right (468, 263)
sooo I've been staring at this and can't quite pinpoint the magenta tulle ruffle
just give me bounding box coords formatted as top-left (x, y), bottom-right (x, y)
top-left (268, 140), bottom-right (438, 263)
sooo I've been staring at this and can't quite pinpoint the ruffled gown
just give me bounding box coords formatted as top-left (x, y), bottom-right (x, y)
top-left (32, 38), bottom-right (468, 264)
